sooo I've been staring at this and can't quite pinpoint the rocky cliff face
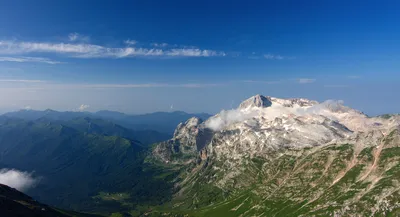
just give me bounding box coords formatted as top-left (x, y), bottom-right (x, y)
top-left (238, 94), bottom-right (273, 109)
top-left (152, 117), bottom-right (210, 164)
top-left (151, 95), bottom-right (400, 216)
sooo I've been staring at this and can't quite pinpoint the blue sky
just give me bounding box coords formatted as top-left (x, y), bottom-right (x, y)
top-left (0, 0), bottom-right (399, 115)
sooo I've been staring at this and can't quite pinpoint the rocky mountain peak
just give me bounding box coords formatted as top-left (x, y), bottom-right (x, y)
top-left (173, 117), bottom-right (202, 138)
top-left (238, 95), bottom-right (319, 110)
top-left (238, 94), bottom-right (272, 109)
top-left (154, 117), bottom-right (204, 163)
top-left (185, 117), bottom-right (202, 127)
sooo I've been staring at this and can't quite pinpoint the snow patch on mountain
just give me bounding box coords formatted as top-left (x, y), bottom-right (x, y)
top-left (153, 95), bottom-right (400, 164)
top-left (205, 97), bottom-right (358, 131)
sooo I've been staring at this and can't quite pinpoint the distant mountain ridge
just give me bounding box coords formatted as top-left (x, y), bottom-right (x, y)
top-left (94, 110), bottom-right (212, 134)
top-left (3, 109), bottom-right (212, 135)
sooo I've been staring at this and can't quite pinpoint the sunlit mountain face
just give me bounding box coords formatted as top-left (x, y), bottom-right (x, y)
top-left (150, 95), bottom-right (400, 216)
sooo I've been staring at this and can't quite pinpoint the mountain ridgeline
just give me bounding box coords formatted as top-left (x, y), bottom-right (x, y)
top-left (0, 96), bottom-right (399, 217)
top-left (3, 109), bottom-right (212, 135)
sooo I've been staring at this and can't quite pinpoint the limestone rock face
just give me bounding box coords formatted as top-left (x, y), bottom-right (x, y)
top-left (154, 95), bottom-right (400, 164)
top-left (152, 117), bottom-right (206, 163)
top-left (238, 95), bottom-right (273, 109)
top-left (152, 95), bottom-right (400, 216)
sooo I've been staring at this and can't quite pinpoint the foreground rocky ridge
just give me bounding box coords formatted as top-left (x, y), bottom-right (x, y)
top-left (151, 95), bottom-right (400, 216)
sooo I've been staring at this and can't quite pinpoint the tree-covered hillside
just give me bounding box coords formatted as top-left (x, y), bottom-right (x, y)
top-left (0, 118), bottom-right (177, 215)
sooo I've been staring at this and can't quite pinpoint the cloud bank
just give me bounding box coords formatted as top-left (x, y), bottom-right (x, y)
top-left (124, 39), bottom-right (138, 45)
top-left (68, 33), bottom-right (90, 42)
top-left (264, 53), bottom-right (284, 60)
top-left (151, 43), bottom-right (169, 47)
top-left (0, 79), bottom-right (46, 83)
top-left (0, 168), bottom-right (39, 192)
top-left (298, 78), bottom-right (316, 84)
top-left (0, 56), bottom-right (62, 64)
top-left (206, 109), bottom-right (260, 131)
top-left (0, 40), bottom-right (226, 58)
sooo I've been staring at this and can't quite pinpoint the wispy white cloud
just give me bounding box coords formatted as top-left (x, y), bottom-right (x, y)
top-left (68, 33), bottom-right (79, 41)
top-left (242, 80), bottom-right (281, 84)
top-left (124, 39), bottom-right (138, 46)
top-left (167, 48), bottom-right (226, 57)
top-left (0, 40), bottom-right (226, 58)
top-left (179, 83), bottom-right (222, 88)
top-left (78, 104), bottom-right (90, 111)
top-left (0, 79), bottom-right (46, 83)
top-left (64, 82), bottom-right (223, 89)
top-left (68, 32), bottom-right (90, 42)
top-left (0, 78), bottom-right (315, 90)
top-left (75, 83), bottom-right (168, 88)
top-left (0, 41), bottom-right (102, 54)
top-left (0, 56), bottom-right (62, 64)
top-left (324, 84), bottom-right (350, 88)
top-left (0, 82), bottom-right (224, 90)
top-left (298, 78), bottom-right (316, 84)
top-left (264, 53), bottom-right (284, 60)
top-left (151, 43), bottom-right (169, 47)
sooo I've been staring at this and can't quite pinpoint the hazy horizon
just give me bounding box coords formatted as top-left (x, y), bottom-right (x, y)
top-left (0, 94), bottom-right (398, 117)
top-left (0, 107), bottom-right (214, 116)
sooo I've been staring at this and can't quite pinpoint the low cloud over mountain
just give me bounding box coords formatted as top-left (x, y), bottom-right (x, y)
top-left (0, 168), bottom-right (39, 192)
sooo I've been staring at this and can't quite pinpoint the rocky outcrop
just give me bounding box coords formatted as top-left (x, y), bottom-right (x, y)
top-left (238, 94), bottom-right (272, 109)
top-left (152, 117), bottom-right (206, 163)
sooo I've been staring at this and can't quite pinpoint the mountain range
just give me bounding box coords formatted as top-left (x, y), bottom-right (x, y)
top-left (149, 95), bottom-right (400, 216)
top-left (0, 95), bottom-right (399, 216)
top-left (2, 109), bottom-right (212, 135)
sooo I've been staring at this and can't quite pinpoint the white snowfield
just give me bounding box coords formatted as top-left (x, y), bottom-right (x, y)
top-left (205, 95), bottom-right (397, 133)
top-left (168, 95), bottom-right (400, 161)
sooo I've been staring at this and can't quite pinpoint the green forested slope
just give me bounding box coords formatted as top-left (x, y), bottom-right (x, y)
top-left (0, 118), bottom-right (175, 215)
